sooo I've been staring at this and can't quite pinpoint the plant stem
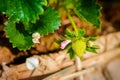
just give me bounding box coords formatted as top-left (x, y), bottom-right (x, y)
top-left (59, 67), bottom-right (94, 80)
top-left (66, 10), bottom-right (78, 36)
top-left (75, 56), bottom-right (83, 80)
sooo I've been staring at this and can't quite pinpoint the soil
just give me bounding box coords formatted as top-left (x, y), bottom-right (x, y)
top-left (0, 0), bottom-right (120, 80)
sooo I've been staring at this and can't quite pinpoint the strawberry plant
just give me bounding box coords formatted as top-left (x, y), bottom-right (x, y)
top-left (0, 0), bottom-right (102, 59)
top-left (53, 0), bottom-right (102, 59)
top-left (0, 0), bottom-right (61, 50)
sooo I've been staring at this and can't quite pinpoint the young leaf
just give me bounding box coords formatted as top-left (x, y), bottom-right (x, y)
top-left (4, 20), bottom-right (34, 50)
top-left (0, 0), bottom-right (47, 23)
top-left (26, 6), bottom-right (61, 35)
top-left (74, 0), bottom-right (102, 29)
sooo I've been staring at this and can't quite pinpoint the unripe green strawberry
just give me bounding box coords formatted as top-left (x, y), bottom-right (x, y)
top-left (72, 39), bottom-right (86, 58)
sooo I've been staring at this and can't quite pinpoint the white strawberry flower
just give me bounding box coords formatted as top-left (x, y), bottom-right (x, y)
top-left (32, 32), bottom-right (40, 44)
top-left (32, 38), bottom-right (40, 44)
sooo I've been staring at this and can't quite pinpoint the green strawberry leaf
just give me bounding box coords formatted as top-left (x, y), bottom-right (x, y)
top-left (4, 20), bottom-right (34, 51)
top-left (3, 6), bottom-right (61, 50)
top-left (78, 29), bottom-right (86, 38)
top-left (65, 29), bottom-right (75, 38)
top-left (86, 36), bottom-right (98, 41)
top-left (0, 0), bottom-right (47, 23)
top-left (86, 47), bottom-right (97, 53)
top-left (92, 45), bottom-right (99, 49)
top-left (86, 45), bottom-right (99, 53)
top-left (74, 0), bottom-right (102, 29)
top-left (26, 6), bottom-right (61, 35)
